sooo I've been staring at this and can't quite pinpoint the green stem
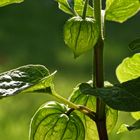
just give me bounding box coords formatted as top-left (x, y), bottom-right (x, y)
top-left (51, 87), bottom-right (96, 120)
top-left (52, 90), bottom-right (79, 110)
top-left (93, 0), bottom-right (108, 140)
top-left (82, 0), bottom-right (89, 19)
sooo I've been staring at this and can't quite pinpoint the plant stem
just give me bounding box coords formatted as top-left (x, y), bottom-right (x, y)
top-left (52, 89), bottom-right (79, 110)
top-left (51, 86), bottom-right (96, 120)
top-left (93, 0), bottom-right (108, 140)
top-left (82, 0), bottom-right (89, 19)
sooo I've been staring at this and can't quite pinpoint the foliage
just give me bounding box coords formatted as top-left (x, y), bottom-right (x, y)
top-left (0, 65), bottom-right (56, 99)
top-left (0, 0), bottom-right (23, 7)
top-left (105, 0), bottom-right (140, 23)
top-left (30, 101), bottom-right (85, 140)
top-left (76, 76), bottom-right (140, 111)
top-left (0, 0), bottom-right (140, 140)
top-left (116, 53), bottom-right (140, 83)
top-left (69, 81), bottom-right (118, 140)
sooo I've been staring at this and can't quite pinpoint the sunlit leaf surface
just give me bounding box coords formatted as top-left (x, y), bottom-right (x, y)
top-left (0, 65), bottom-right (56, 99)
top-left (30, 101), bottom-right (85, 140)
top-left (131, 112), bottom-right (140, 120)
top-left (116, 53), bottom-right (140, 83)
top-left (56, 0), bottom-right (94, 17)
top-left (117, 119), bottom-right (140, 133)
top-left (105, 0), bottom-right (140, 23)
top-left (0, 0), bottom-right (23, 7)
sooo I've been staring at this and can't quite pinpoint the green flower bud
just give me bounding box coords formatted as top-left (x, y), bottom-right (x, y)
top-left (64, 16), bottom-right (99, 58)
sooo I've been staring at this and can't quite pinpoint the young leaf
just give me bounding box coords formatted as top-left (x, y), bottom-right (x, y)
top-left (105, 0), bottom-right (140, 23)
top-left (80, 78), bottom-right (140, 111)
top-left (116, 53), bottom-right (140, 83)
top-left (69, 82), bottom-right (118, 140)
top-left (0, 65), bottom-right (56, 99)
top-left (117, 119), bottom-right (140, 134)
top-left (0, 0), bottom-right (23, 7)
top-left (29, 101), bottom-right (85, 140)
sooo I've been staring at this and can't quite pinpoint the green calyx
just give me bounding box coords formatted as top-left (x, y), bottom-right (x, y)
top-left (64, 16), bottom-right (99, 58)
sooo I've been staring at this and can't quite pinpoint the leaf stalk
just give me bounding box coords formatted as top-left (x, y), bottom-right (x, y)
top-left (51, 86), bottom-right (96, 121)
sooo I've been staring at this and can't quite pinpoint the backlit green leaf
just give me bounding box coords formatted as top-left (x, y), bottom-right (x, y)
top-left (80, 78), bottom-right (140, 111)
top-left (105, 0), bottom-right (140, 23)
top-left (127, 119), bottom-right (140, 131)
top-left (56, 0), bottom-right (94, 17)
top-left (116, 53), bottom-right (140, 83)
top-left (69, 83), bottom-right (98, 140)
top-left (0, 0), bottom-right (23, 7)
top-left (0, 65), bottom-right (56, 99)
top-left (30, 101), bottom-right (85, 140)
top-left (74, 0), bottom-right (93, 17)
top-left (117, 119), bottom-right (140, 133)
top-left (131, 112), bottom-right (140, 120)
top-left (69, 82), bottom-right (118, 140)
top-left (56, 0), bottom-right (75, 15)
top-left (117, 124), bottom-right (128, 134)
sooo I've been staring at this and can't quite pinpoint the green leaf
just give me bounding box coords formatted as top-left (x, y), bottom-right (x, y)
top-left (131, 112), bottom-right (140, 120)
top-left (80, 78), bottom-right (140, 111)
top-left (0, 0), bottom-right (23, 7)
top-left (56, 0), bottom-right (94, 17)
top-left (128, 120), bottom-right (140, 131)
top-left (117, 119), bottom-right (140, 134)
top-left (69, 82), bottom-right (118, 140)
top-left (56, 0), bottom-right (75, 15)
top-left (30, 101), bottom-right (85, 140)
top-left (69, 83), bottom-right (98, 140)
top-left (116, 53), bottom-right (140, 83)
top-left (74, 0), bottom-right (94, 17)
top-left (129, 38), bottom-right (140, 51)
top-left (0, 65), bottom-right (56, 99)
top-left (127, 119), bottom-right (140, 131)
top-left (105, 0), bottom-right (140, 23)
top-left (117, 124), bottom-right (129, 134)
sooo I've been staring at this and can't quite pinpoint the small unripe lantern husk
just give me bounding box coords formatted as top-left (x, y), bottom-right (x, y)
top-left (64, 16), bottom-right (99, 58)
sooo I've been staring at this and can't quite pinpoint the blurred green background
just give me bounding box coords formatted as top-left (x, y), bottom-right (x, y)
top-left (0, 0), bottom-right (140, 140)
